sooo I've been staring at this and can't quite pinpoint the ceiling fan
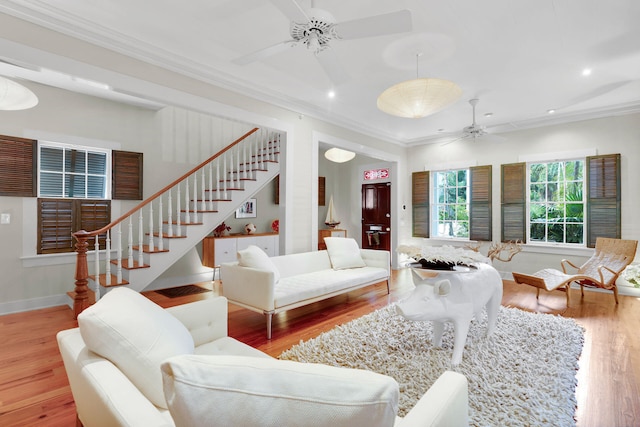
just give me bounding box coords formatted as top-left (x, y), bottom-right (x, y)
top-left (233, 0), bottom-right (412, 84)
top-left (441, 98), bottom-right (503, 145)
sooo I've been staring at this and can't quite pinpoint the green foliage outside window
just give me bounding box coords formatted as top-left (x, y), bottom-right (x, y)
top-left (433, 169), bottom-right (469, 238)
top-left (529, 160), bottom-right (584, 244)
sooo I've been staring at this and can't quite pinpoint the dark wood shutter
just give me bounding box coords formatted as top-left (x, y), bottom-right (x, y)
top-left (318, 176), bottom-right (326, 206)
top-left (412, 171), bottom-right (429, 237)
top-left (0, 135), bottom-right (36, 197)
top-left (470, 165), bottom-right (492, 241)
top-left (112, 150), bottom-right (143, 200)
top-left (37, 198), bottom-right (111, 254)
top-left (501, 162), bottom-right (526, 242)
top-left (586, 153), bottom-right (620, 247)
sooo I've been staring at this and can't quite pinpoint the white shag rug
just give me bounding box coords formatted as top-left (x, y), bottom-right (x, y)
top-left (279, 305), bottom-right (584, 427)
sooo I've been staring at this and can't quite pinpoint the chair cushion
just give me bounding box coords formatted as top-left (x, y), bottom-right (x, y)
top-left (161, 354), bottom-right (399, 427)
top-left (324, 237), bottom-right (367, 270)
top-left (237, 244), bottom-right (280, 282)
top-left (77, 287), bottom-right (194, 409)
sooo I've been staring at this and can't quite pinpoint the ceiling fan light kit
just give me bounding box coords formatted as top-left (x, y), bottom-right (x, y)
top-left (325, 147), bottom-right (356, 163)
top-left (0, 76), bottom-right (38, 110)
top-left (376, 77), bottom-right (462, 118)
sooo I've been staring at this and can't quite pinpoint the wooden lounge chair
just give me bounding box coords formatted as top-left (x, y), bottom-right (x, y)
top-left (512, 237), bottom-right (638, 305)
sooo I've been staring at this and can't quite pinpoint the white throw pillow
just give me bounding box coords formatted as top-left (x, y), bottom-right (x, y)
top-left (162, 354), bottom-right (399, 427)
top-left (78, 287), bottom-right (194, 409)
top-left (324, 237), bottom-right (367, 270)
top-left (237, 244), bottom-right (280, 282)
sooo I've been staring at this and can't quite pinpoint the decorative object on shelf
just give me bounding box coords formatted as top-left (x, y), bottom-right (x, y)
top-left (244, 223), bottom-right (256, 234)
top-left (212, 222), bottom-right (231, 237)
top-left (271, 219), bottom-right (279, 233)
top-left (0, 76), bottom-right (38, 110)
top-left (621, 262), bottom-right (640, 288)
top-left (377, 53), bottom-right (461, 119)
top-left (325, 147), bottom-right (355, 163)
top-left (236, 198), bottom-right (256, 218)
top-left (324, 195), bottom-right (340, 228)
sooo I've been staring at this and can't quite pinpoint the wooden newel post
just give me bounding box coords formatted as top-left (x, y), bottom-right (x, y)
top-left (73, 230), bottom-right (91, 319)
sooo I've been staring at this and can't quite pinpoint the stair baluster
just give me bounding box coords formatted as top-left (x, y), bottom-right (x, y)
top-left (105, 230), bottom-right (111, 286)
top-left (158, 197), bottom-right (164, 251)
top-left (138, 210), bottom-right (144, 267)
top-left (94, 235), bottom-right (100, 301)
top-left (116, 224), bottom-right (123, 284)
top-left (167, 190), bottom-right (173, 238)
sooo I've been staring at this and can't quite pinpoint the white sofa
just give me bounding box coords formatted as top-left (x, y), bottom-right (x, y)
top-left (220, 237), bottom-right (391, 338)
top-left (57, 288), bottom-right (470, 427)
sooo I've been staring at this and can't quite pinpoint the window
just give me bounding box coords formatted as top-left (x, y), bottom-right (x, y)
top-left (412, 165), bottom-right (491, 240)
top-left (38, 142), bottom-right (111, 199)
top-left (432, 169), bottom-right (469, 238)
top-left (501, 154), bottom-right (620, 248)
top-left (528, 160), bottom-right (585, 245)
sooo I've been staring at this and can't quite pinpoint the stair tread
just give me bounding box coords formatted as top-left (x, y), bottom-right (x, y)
top-left (108, 259), bottom-right (150, 269)
top-left (133, 245), bottom-right (170, 254)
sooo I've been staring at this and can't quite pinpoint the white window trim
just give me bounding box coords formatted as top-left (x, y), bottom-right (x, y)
top-left (430, 168), bottom-right (471, 240)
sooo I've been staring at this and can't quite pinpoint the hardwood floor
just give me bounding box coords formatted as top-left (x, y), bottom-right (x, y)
top-left (1, 268), bottom-right (638, 426)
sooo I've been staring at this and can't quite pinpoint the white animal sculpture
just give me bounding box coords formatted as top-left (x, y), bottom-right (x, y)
top-left (395, 263), bottom-right (503, 365)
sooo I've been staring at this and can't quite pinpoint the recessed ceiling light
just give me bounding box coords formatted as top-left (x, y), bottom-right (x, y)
top-left (327, 90), bottom-right (336, 99)
top-left (582, 68), bottom-right (592, 76)
top-left (547, 109), bottom-right (556, 114)
top-left (484, 112), bottom-right (493, 117)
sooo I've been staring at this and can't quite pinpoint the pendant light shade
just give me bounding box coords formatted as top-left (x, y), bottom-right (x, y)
top-left (324, 147), bottom-right (355, 163)
top-left (0, 76), bottom-right (38, 110)
top-left (377, 77), bottom-right (461, 118)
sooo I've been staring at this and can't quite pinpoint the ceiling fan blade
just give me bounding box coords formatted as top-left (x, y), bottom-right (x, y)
top-left (334, 9), bottom-right (412, 40)
top-left (315, 48), bottom-right (350, 85)
top-left (233, 40), bottom-right (297, 65)
top-left (269, 0), bottom-right (308, 23)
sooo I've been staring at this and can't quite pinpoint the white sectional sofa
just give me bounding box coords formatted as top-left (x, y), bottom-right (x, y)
top-left (57, 287), bottom-right (471, 427)
top-left (220, 237), bottom-right (391, 338)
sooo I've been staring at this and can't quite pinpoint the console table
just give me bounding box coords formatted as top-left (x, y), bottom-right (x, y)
top-left (203, 233), bottom-right (279, 269)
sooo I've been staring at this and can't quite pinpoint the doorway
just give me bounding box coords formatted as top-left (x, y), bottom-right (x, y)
top-left (361, 183), bottom-right (391, 251)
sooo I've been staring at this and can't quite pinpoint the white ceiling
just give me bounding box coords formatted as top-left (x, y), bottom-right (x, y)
top-left (1, 0), bottom-right (640, 145)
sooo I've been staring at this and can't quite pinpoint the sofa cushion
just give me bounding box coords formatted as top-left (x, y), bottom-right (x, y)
top-left (324, 237), bottom-right (367, 270)
top-left (237, 244), bottom-right (280, 282)
top-left (274, 267), bottom-right (389, 308)
top-left (77, 287), bottom-right (194, 409)
top-left (161, 354), bottom-right (399, 427)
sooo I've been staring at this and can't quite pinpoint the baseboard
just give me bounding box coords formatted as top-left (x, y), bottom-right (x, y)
top-left (0, 271), bottom-right (215, 316)
top-left (0, 294), bottom-right (70, 316)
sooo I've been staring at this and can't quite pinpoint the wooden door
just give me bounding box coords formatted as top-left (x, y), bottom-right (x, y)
top-left (361, 183), bottom-right (391, 251)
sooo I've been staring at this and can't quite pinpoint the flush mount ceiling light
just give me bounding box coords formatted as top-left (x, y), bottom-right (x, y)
top-left (0, 76), bottom-right (38, 110)
top-left (377, 54), bottom-right (461, 118)
top-left (325, 147), bottom-right (355, 163)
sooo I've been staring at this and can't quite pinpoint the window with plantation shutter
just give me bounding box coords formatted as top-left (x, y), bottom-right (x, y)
top-left (112, 150), bottom-right (143, 200)
top-left (470, 165), bottom-right (492, 241)
top-left (501, 162), bottom-right (526, 242)
top-left (412, 171), bottom-right (429, 237)
top-left (37, 198), bottom-right (110, 254)
top-left (586, 153), bottom-right (620, 247)
top-left (0, 135), bottom-right (36, 197)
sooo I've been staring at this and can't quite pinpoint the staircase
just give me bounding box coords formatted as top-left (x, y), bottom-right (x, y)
top-left (69, 127), bottom-right (280, 317)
